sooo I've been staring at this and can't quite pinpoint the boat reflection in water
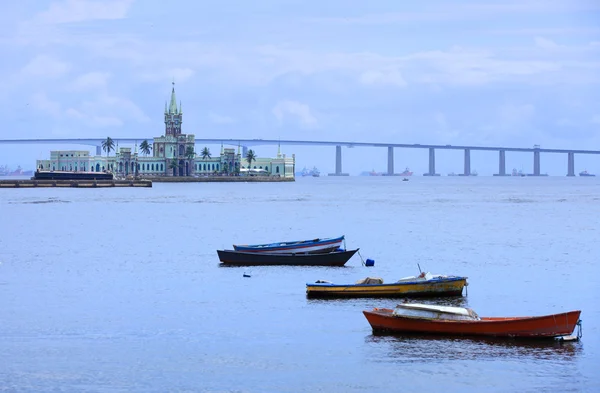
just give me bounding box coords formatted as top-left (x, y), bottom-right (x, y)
top-left (365, 333), bottom-right (582, 363)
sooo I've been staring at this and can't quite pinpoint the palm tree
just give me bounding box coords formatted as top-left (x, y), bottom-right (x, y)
top-left (140, 140), bottom-right (152, 157)
top-left (102, 137), bottom-right (115, 158)
top-left (169, 158), bottom-right (178, 175)
top-left (185, 146), bottom-right (195, 160)
top-left (201, 147), bottom-right (211, 161)
top-left (245, 149), bottom-right (256, 170)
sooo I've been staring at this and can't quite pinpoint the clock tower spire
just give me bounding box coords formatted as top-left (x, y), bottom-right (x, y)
top-left (164, 81), bottom-right (182, 136)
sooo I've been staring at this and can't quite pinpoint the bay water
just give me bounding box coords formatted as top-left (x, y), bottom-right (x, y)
top-left (1, 176), bottom-right (599, 392)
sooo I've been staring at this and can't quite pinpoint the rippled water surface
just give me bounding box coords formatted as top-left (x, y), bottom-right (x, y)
top-left (1, 176), bottom-right (599, 392)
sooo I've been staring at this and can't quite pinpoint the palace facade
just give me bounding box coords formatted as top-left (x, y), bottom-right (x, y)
top-left (37, 83), bottom-right (296, 178)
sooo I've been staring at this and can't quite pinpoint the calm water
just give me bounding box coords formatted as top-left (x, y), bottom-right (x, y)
top-left (1, 176), bottom-right (599, 392)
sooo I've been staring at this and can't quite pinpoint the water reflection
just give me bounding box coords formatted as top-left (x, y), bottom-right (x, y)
top-left (366, 334), bottom-right (583, 363)
top-left (306, 296), bottom-right (470, 308)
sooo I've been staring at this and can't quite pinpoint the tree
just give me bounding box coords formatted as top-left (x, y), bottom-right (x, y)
top-left (140, 140), bottom-right (152, 157)
top-left (169, 158), bottom-right (178, 176)
top-left (185, 146), bottom-right (195, 160)
top-left (245, 149), bottom-right (256, 169)
top-left (201, 147), bottom-right (211, 160)
top-left (102, 137), bottom-right (115, 158)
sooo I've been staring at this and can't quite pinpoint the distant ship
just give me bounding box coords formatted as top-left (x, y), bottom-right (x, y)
top-left (399, 167), bottom-right (413, 176)
top-left (299, 166), bottom-right (320, 177)
top-left (448, 172), bottom-right (457, 176)
top-left (579, 170), bottom-right (596, 177)
top-left (369, 169), bottom-right (383, 176)
top-left (0, 165), bottom-right (9, 176)
top-left (512, 168), bottom-right (526, 177)
top-left (33, 170), bottom-right (114, 181)
top-left (8, 166), bottom-right (33, 176)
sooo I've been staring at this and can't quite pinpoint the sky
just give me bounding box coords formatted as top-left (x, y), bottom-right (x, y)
top-left (0, 0), bottom-right (599, 175)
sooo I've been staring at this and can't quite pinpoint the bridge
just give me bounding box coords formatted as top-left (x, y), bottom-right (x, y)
top-left (1, 138), bottom-right (599, 176)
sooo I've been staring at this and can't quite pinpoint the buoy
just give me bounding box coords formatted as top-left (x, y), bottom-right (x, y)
top-left (365, 258), bottom-right (375, 267)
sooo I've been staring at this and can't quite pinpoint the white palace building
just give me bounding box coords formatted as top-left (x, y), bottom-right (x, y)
top-left (37, 83), bottom-right (296, 178)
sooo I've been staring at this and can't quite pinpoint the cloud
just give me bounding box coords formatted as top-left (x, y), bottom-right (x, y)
top-left (21, 55), bottom-right (70, 78)
top-left (65, 107), bottom-right (123, 127)
top-left (30, 92), bottom-right (62, 117)
top-left (82, 94), bottom-right (150, 123)
top-left (534, 37), bottom-right (560, 50)
top-left (208, 113), bottom-right (236, 124)
top-left (360, 68), bottom-right (407, 88)
top-left (70, 72), bottom-right (111, 91)
top-left (307, 1), bottom-right (600, 25)
top-left (31, 0), bottom-right (134, 25)
top-left (272, 100), bottom-right (318, 128)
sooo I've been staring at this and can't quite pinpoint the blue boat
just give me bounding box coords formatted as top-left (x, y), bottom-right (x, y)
top-left (233, 235), bottom-right (345, 254)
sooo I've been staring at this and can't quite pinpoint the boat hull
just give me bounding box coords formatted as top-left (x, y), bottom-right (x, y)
top-left (363, 308), bottom-right (581, 338)
top-left (33, 171), bottom-right (114, 181)
top-left (233, 236), bottom-right (344, 254)
top-left (306, 277), bottom-right (467, 298)
top-left (217, 248), bottom-right (358, 266)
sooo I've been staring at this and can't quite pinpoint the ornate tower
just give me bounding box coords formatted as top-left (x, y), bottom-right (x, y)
top-left (164, 81), bottom-right (183, 136)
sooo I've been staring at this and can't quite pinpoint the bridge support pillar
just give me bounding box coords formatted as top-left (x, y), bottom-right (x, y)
top-left (423, 148), bottom-right (439, 176)
top-left (328, 145), bottom-right (349, 176)
top-left (533, 150), bottom-right (541, 176)
top-left (463, 148), bottom-right (471, 176)
top-left (493, 150), bottom-right (508, 176)
top-left (96, 145), bottom-right (102, 156)
top-left (567, 152), bottom-right (575, 176)
top-left (387, 146), bottom-right (394, 176)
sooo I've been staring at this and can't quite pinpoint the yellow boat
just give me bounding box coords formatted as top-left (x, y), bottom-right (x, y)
top-left (306, 273), bottom-right (468, 298)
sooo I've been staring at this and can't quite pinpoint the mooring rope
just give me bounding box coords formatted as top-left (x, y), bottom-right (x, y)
top-left (357, 249), bottom-right (366, 266)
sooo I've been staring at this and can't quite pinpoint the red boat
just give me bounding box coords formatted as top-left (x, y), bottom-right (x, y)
top-left (399, 167), bottom-right (413, 176)
top-left (363, 303), bottom-right (582, 339)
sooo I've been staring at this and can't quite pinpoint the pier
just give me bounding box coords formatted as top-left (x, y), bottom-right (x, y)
top-left (0, 179), bottom-right (152, 188)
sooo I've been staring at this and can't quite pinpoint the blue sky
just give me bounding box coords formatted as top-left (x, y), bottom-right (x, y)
top-left (1, 0), bottom-right (599, 175)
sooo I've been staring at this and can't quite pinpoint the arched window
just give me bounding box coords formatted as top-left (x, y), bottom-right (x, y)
top-left (276, 166), bottom-right (280, 173)
top-left (161, 164), bottom-right (164, 171)
top-left (152, 164), bottom-right (155, 171)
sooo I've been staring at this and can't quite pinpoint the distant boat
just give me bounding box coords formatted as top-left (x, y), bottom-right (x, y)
top-left (300, 167), bottom-right (310, 177)
top-left (311, 166), bottom-right (320, 177)
top-left (33, 170), bottom-right (114, 181)
top-left (233, 235), bottom-right (345, 254)
top-left (448, 172), bottom-right (457, 176)
top-left (512, 168), bottom-right (525, 177)
top-left (369, 169), bottom-right (383, 176)
top-left (217, 248), bottom-right (359, 266)
top-left (399, 167), bottom-right (413, 176)
top-left (579, 170), bottom-right (596, 177)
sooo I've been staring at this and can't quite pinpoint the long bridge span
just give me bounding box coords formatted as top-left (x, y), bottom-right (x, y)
top-left (1, 138), bottom-right (599, 176)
